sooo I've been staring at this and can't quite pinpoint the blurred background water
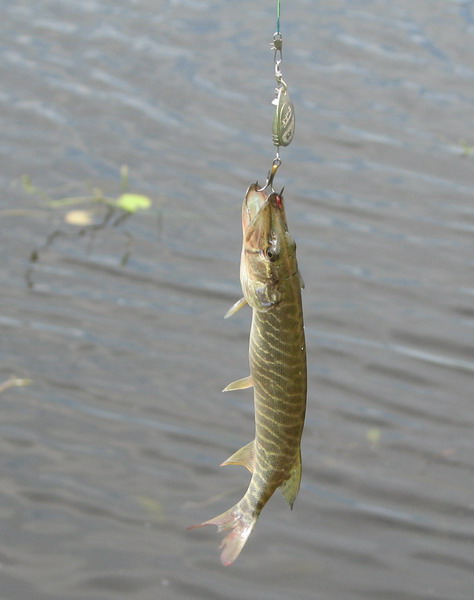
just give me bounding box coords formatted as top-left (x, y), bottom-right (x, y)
top-left (1, 1), bottom-right (473, 599)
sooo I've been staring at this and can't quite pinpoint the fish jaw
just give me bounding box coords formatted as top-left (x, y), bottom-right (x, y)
top-left (242, 183), bottom-right (267, 231)
top-left (240, 187), bottom-right (298, 312)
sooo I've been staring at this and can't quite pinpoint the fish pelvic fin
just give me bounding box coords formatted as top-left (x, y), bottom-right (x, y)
top-left (222, 375), bottom-right (253, 392)
top-left (279, 451), bottom-right (302, 509)
top-left (224, 297), bottom-right (247, 319)
top-left (220, 440), bottom-right (255, 472)
top-left (188, 503), bottom-right (257, 566)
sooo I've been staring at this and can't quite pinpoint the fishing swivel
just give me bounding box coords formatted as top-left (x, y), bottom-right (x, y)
top-left (271, 32), bottom-right (283, 82)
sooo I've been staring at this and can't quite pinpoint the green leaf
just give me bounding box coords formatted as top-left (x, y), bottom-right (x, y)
top-left (116, 193), bottom-right (151, 213)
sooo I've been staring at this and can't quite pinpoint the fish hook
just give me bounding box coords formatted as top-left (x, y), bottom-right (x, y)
top-left (257, 155), bottom-right (281, 193)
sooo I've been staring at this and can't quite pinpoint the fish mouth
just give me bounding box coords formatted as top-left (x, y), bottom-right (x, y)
top-left (242, 183), bottom-right (267, 229)
top-left (243, 184), bottom-right (286, 249)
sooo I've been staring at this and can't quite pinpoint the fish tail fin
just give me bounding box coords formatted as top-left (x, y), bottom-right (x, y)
top-left (188, 503), bottom-right (257, 566)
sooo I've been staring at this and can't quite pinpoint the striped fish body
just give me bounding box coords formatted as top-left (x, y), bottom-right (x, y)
top-left (189, 184), bottom-right (306, 565)
top-left (249, 267), bottom-right (306, 506)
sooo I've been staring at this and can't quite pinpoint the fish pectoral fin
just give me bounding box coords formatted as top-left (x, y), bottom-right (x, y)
top-left (224, 297), bottom-right (247, 319)
top-left (222, 376), bottom-right (253, 392)
top-left (279, 451), bottom-right (302, 509)
top-left (220, 440), bottom-right (255, 473)
top-left (253, 284), bottom-right (281, 311)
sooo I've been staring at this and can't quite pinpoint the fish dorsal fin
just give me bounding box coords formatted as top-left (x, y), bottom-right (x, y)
top-left (220, 440), bottom-right (255, 473)
top-left (279, 451), bottom-right (302, 509)
top-left (222, 376), bottom-right (253, 392)
top-left (224, 297), bottom-right (247, 319)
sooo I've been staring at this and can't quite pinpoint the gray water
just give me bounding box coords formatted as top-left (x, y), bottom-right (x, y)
top-left (1, 1), bottom-right (473, 598)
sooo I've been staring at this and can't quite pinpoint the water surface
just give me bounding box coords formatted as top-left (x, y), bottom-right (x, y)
top-left (1, 1), bottom-right (473, 599)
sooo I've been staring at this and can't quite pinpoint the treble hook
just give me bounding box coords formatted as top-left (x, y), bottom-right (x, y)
top-left (257, 155), bottom-right (281, 193)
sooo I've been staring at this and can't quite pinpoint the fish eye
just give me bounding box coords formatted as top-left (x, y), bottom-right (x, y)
top-left (264, 245), bottom-right (278, 261)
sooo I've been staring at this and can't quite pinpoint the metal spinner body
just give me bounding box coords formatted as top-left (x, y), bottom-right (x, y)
top-left (271, 33), bottom-right (295, 148)
top-left (272, 83), bottom-right (295, 147)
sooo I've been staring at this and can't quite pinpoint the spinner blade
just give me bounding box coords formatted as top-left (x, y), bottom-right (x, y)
top-left (272, 85), bottom-right (295, 147)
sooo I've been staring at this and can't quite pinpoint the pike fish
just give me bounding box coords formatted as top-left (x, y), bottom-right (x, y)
top-left (189, 184), bottom-right (307, 565)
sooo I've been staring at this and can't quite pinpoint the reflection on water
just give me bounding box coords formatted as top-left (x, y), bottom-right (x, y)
top-left (1, 1), bottom-right (473, 599)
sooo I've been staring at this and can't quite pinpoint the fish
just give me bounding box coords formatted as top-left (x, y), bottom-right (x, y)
top-left (189, 183), bottom-right (307, 566)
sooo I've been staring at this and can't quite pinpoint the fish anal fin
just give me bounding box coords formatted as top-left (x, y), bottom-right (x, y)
top-left (279, 451), bottom-right (302, 509)
top-left (220, 440), bottom-right (255, 473)
top-left (222, 376), bottom-right (253, 392)
top-left (224, 297), bottom-right (247, 319)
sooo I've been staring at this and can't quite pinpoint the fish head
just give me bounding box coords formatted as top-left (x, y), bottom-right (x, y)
top-left (240, 183), bottom-right (298, 311)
